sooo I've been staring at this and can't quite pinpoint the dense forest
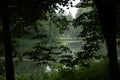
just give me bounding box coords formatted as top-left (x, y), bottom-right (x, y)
top-left (0, 0), bottom-right (120, 80)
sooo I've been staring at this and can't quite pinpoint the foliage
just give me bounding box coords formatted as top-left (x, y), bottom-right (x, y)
top-left (7, 0), bottom-right (74, 25)
top-left (37, 12), bottom-right (70, 35)
top-left (21, 12), bottom-right (72, 65)
top-left (50, 59), bottom-right (110, 80)
top-left (73, 0), bottom-right (104, 64)
top-left (22, 39), bottom-right (75, 67)
top-left (57, 45), bottom-right (76, 68)
top-left (5, 0), bottom-right (74, 37)
top-left (23, 41), bottom-right (57, 64)
top-left (1, 0), bottom-right (114, 80)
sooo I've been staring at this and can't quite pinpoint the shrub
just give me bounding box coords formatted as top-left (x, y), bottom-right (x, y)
top-left (50, 59), bottom-right (110, 80)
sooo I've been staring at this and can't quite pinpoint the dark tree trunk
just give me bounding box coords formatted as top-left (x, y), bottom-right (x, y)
top-left (0, 1), bottom-right (14, 80)
top-left (94, 0), bottom-right (119, 80)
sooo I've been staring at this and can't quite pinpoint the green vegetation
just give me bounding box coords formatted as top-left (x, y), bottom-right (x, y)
top-left (0, 0), bottom-right (120, 80)
top-left (50, 59), bottom-right (110, 80)
top-left (10, 59), bottom-right (120, 80)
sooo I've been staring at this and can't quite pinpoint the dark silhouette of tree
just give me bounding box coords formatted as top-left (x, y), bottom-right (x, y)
top-left (74, 0), bottom-right (119, 79)
top-left (0, 0), bottom-right (73, 80)
top-left (74, 0), bottom-right (103, 66)
top-left (94, 0), bottom-right (119, 80)
top-left (0, 1), bottom-right (14, 80)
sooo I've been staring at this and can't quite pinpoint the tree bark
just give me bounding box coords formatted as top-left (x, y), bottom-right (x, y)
top-left (94, 0), bottom-right (119, 80)
top-left (0, 1), bottom-right (14, 80)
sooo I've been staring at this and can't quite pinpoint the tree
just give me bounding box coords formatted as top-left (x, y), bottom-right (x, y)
top-left (74, 0), bottom-right (119, 79)
top-left (73, 0), bottom-right (103, 66)
top-left (22, 12), bottom-right (74, 69)
top-left (94, 0), bottom-right (119, 80)
top-left (0, 0), bottom-right (74, 80)
top-left (0, 1), bottom-right (15, 80)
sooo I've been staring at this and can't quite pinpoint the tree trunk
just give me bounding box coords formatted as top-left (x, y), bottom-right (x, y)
top-left (94, 0), bottom-right (119, 80)
top-left (0, 1), bottom-right (14, 80)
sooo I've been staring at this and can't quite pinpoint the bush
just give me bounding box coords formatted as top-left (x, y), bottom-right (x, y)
top-left (50, 59), bottom-right (110, 80)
